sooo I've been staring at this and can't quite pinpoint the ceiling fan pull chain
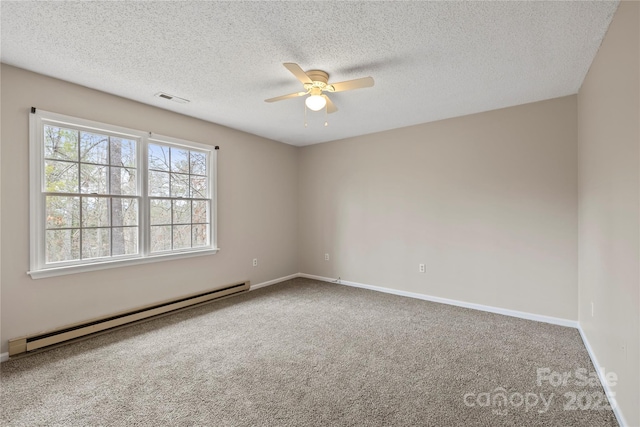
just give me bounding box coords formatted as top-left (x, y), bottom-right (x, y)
top-left (304, 103), bottom-right (308, 127)
top-left (324, 104), bottom-right (329, 127)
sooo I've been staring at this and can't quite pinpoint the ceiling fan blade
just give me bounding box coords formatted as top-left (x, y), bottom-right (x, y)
top-left (323, 95), bottom-right (338, 114)
top-left (265, 91), bottom-right (307, 103)
top-left (283, 63), bottom-right (313, 84)
top-left (329, 76), bottom-right (374, 92)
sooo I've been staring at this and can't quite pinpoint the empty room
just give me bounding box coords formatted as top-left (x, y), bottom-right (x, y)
top-left (1, 1), bottom-right (638, 426)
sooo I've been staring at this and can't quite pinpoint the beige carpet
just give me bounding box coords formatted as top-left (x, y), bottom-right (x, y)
top-left (1, 278), bottom-right (618, 426)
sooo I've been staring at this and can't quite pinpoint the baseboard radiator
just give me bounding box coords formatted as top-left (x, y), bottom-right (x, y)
top-left (8, 281), bottom-right (250, 358)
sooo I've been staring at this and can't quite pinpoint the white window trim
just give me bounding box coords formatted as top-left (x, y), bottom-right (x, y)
top-left (28, 109), bottom-right (219, 279)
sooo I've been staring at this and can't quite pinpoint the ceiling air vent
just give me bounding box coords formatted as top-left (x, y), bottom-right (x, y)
top-left (154, 92), bottom-right (190, 104)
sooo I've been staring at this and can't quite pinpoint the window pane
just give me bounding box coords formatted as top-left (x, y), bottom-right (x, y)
top-left (82, 228), bottom-right (110, 259)
top-left (191, 176), bottom-right (207, 198)
top-left (193, 224), bottom-right (208, 247)
top-left (173, 225), bottom-right (191, 249)
top-left (80, 131), bottom-right (109, 164)
top-left (110, 137), bottom-right (136, 167)
top-left (171, 173), bottom-right (189, 198)
top-left (150, 225), bottom-right (171, 252)
top-left (110, 167), bottom-right (137, 195)
top-left (190, 151), bottom-right (207, 175)
top-left (112, 227), bottom-right (138, 256)
top-left (44, 125), bottom-right (78, 161)
top-left (45, 160), bottom-right (79, 193)
top-left (80, 164), bottom-right (108, 194)
top-left (150, 199), bottom-right (171, 225)
top-left (112, 198), bottom-right (138, 226)
top-left (192, 200), bottom-right (208, 224)
top-left (149, 170), bottom-right (170, 197)
top-left (173, 200), bottom-right (191, 224)
top-left (46, 229), bottom-right (80, 263)
top-left (46, 196), bottom-right (80, 228)
top-left (149, 144), bottom-right (170, 171)
top-left (171, 148), bottom-right (189, 173)
top-left (82, 197), bottom-right (109, 227)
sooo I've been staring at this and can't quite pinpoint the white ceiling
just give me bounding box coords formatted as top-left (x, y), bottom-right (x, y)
top-left (1, 1), bottom-right (618, 146)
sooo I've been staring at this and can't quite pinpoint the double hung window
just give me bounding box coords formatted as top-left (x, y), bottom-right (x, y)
top-left (29, 109), bottom-right (217, 278)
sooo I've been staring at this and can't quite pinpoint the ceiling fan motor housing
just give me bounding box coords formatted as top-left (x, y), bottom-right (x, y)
top-left (306, 70), bottom-right (329, 84)
top-left (304, 70), bottom-right (333, 92)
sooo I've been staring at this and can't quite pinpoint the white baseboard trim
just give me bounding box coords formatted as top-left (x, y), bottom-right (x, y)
top-left (299, 273), bottom-right (579, 328)
top-left (250, 273), bottom-right (300, 291)
top-left (577, 326), bottom-right (628, 427)
top-left (1, 352), bottom-right (8, 363)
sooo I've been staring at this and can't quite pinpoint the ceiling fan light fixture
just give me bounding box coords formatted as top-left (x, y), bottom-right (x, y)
top-left (305, 94), bottom-right (326, 111)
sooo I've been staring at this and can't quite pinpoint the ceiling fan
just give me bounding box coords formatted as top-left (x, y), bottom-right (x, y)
top-left (265, 63), bottom-right (374, 113)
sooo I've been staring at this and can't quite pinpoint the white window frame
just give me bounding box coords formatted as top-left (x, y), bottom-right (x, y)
top-left (28, 109), bottom-right (218, 279)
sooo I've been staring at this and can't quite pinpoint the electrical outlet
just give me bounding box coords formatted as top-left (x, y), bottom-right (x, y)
top-left (325, 253), bottom-right (330, 261)
top-left (252, 258), bottom-right (258, 267)
top-left (419, 263), bottom-right (426, 273)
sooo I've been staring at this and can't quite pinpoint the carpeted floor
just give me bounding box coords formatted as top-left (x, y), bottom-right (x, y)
top-left (1, 278), bottom-right (618, 426)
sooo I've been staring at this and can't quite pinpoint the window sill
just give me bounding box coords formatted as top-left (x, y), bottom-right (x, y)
top-left (27, 248), bottom-right (220, 279)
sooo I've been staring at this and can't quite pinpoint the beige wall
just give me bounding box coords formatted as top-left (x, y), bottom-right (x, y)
top-left (0, 64), bottom-right (299, 355)
top-left (577, 1), bottom-right (640, 426)
top-left (299, 96), bottom-right (578, 320)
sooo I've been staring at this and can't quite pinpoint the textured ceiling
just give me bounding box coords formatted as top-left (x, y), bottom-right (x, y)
top-left (1, 1), bottom-right (618, 146)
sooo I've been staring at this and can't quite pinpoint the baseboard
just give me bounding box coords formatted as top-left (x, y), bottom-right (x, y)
top-left (577, 326), bottom-right (628, 427)
top-left (299, 273), bottom-right (579, 328)
top-left (250, 273), bottom-right (300, 291)
top-left (1, 352), bottom-right (8, 363)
